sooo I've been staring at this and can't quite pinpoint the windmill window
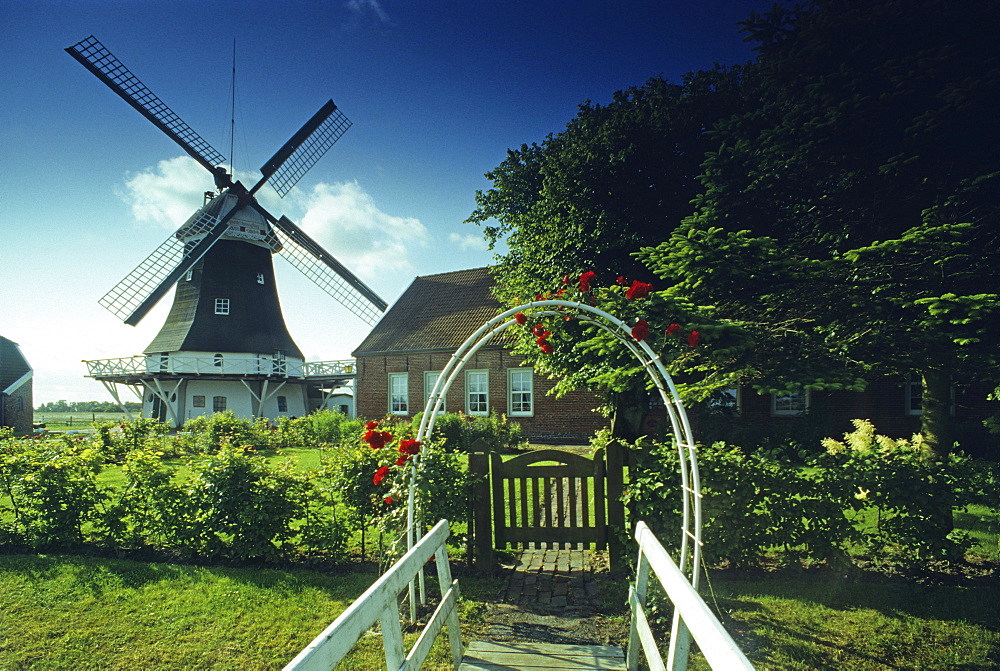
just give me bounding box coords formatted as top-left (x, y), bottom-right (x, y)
top-left (185, 269), bottom-right (193, 282)
top-left (239, 226), bottom-right (246, 232)
top-left (213, 353), bottom-right (223, 367)
top-left (277, 395), bottom-right (288, 413)
top-left (213, 396), bottom-right (227, 412)
top-left (192, 395), bottom-right (206, 408)
top-left (215, 298), bottom-right (230, 315)
top-left (256, 273), bottom-right (265, 284)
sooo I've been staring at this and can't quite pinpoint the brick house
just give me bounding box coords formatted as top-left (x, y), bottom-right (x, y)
top-left (0, 336), bottom-right (33, 436)
top-left (351, 267), bottom-right (608, 444)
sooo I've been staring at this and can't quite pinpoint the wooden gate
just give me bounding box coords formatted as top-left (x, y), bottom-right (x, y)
top-left (470, 444), bottom-right (627, 571)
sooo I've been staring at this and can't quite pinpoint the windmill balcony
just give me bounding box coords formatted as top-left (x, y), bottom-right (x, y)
top-left (84, 354), bottom-right (355, 380)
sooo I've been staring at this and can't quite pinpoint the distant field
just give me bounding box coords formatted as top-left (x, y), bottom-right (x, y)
top-left (32, 411), bottom-right (134, 431)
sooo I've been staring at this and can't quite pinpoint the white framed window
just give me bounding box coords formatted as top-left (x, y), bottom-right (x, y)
top-left (423, 371), bottom-right (445, 413)
top-left (708, 386), bottom-right (741, 413)
top-left (771, 389), bottom-right (809, 416)
top-left (214, 298), bottom-right (230, 315)
top-left (508, 368), bottom-right (534, 417)
top-left (389, 372), bottom-right (409, 415)
top-left (256, 273), bottom-right (265, 285)
top-left (277, 395), bottom-right (288, 413)
top-left (213, 396), bottom-right (227, 412)
top-left (466, 370), bottom-right (489, 415)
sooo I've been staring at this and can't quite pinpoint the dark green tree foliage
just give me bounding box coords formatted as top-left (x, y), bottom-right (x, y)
top-left (468, 69), bottom-right (750, 301)
top-left (640, 0), bottom-right (1000, 455)
top-left (468, 71), bottom-right (752, 438)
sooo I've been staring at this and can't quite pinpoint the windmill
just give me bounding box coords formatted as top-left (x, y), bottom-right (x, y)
top-left (69, 35), bottom-right (386, 426)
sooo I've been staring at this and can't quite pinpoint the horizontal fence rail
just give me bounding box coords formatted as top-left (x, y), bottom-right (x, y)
top-left (284, 519), bottom-right (462, 671)
top-left (627, 521), bottom-right (754, 671)
top-left (83, 355), bottom-right (356, 379)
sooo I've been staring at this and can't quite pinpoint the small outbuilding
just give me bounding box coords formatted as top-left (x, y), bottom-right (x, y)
top-left (0, 336), bottom-right (33, 436)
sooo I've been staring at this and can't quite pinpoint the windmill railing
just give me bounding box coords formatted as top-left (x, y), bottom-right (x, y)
top-left (84, 355), bottom-right (356, 379)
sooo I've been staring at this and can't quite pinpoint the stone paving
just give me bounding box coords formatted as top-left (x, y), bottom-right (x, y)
top-left (500, 548), bottom-right (604, 614)
top-left (479, 547), bottom-right (628, 646)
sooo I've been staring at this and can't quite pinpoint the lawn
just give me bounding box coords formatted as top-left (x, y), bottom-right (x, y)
top-left (0, 552), bottom-right (481, 670)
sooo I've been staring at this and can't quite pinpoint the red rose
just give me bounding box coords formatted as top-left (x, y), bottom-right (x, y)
top-left (396, 454), bottom-right (409, 466)
top-left (539, 341), bottom-right (554, 354)
top-left (398, 439), bottom-right (421, 455)
top-left (373, 466), bottom-right (390, 486)
top-left (666, 323), bottom-right (681, 335)
top-left (514, 312), bottom-right (527, 325)
top-left (578, 270), bottom-right (597, 292)
top-left (625, 280), bottom-right (653, 300)
top-left (562, 274), bottom-right (571, 285)
top-left (385, 496), bottom-right (395, 505)
top-left (366, 421), bottom-right (379, 430)
top-left (688, 330), bottom-right (701, 347)
top-left (631, 319), bottom-right (650, 342)
top-left (532, 323), bottom-right (546, 337)
top-left (617, 276), bottom-right (627, 285)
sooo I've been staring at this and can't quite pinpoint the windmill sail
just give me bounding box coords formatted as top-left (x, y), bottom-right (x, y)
top-left (66, 36), bottom-right (228, 176)
top-left (271, 216), bottom-right (386, 326)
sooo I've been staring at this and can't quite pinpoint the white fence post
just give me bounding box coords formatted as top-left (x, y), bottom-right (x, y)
top-left (283, 519), bottom-right (462, 671)
top-left (627, 521), bottom-right (754, 671)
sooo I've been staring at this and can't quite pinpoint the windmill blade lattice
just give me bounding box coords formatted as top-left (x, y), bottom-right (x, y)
top-left (66, 36), bottom-right (227, 173)
top-left (271, 219), bottom-right (385, 326)
top-left (99, 208), bottom-right (224, 323)
top-left (265, 104), bottom-right (353, 197)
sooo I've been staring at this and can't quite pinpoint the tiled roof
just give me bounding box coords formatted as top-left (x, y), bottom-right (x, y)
top-left (353, 267), bottom-right (514, 355)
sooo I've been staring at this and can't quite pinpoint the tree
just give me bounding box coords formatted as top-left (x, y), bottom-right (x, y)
top-left (467, 70), bottom-right (752, 439)
top-left (639, 0), bottom-right (1000, 456)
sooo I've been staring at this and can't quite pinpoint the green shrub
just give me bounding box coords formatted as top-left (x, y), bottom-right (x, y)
top-left (180, 412), bottom-right (271, 453)
top-left (0, 435), bottom-right (106, 548)
top-left (413, 411), bottom-right (526, 453)
top-left (309, 410), bottom-right (365, 446)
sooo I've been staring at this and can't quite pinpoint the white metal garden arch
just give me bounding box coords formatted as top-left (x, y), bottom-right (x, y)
top-left (404, 300), bottom-right (703, 581)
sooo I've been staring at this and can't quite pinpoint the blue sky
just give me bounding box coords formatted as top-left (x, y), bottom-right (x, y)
top-left (2, 0), bottom-right (770, 404)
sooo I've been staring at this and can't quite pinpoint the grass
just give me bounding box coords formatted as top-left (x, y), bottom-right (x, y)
top-left (681, 571), bottom-right (1000, 670)
top-left (0, 552), bottom-right (487, 670)
top-left (31, 412), bottom-right (129, 431)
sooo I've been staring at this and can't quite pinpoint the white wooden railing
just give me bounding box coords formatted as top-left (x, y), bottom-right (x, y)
top-left (284, 519), bottom-right (463, 671)
top-left (628, 521), bottom-right (754, 671)
top-left (84, 355), bottom-right (355, 379)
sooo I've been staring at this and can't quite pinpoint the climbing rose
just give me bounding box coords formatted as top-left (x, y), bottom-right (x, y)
top-left (617, 276), bottom-right (627, 285)
top-left (398, 439), bottom-right (421, 455)
top-left (373, 466), bottom-right (390, 486)
top-left (364, 429), bottom-right (391, 449)
top-left (532, 323), bottom-right (546, 337)
top-left (625, 280), bottom-right (653, 300)
top-left (514, 312), bottom-right (527, 325)
top-left (688, 331), bottom-right (701, 347)
top-left (396, 455), bottom-right (409, 466)
top-left (578, 270), bottom-right (597, 292)
top-left (366, 421), bottom-right (379, 431)
top-left (385, 496), bottom-right (395, 505)
top-left (666, 323), bottom-right (681, 335)
top-left (539, 341), bottom-right (554, 354)
top-left (631, 319), bottom-right (650, 342)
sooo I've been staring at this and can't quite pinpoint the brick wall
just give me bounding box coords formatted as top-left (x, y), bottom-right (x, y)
top-left (355, 346), bottom-right (607, 444)
top-left (1, 380), bottom-right (33, 436)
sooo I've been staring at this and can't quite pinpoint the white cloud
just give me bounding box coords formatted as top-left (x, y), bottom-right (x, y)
top-left (297, 180), bottom-right (429, 280)
top-left (345, 0), bottom-right (388, 22)
top-left (120, 156), bottom-right (210, 229)
top-left (448, 231), bottom-right (488, 252)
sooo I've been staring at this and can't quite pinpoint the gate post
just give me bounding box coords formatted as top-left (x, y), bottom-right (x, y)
top-left (469, 445), bottom-right (494, 574)
top-left (606, 440), bottom-right (627, 571)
